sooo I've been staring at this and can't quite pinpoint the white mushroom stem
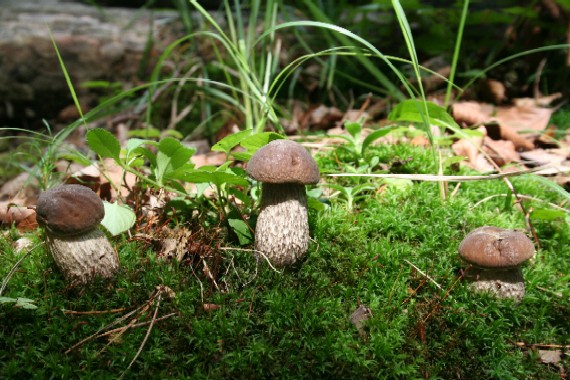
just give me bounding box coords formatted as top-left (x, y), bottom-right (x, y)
top-left (255, 183), bottom-right (310, 267)
top-left (464, 266), bottom-right (525, 302)
top-left (46, 228), bottom-right (120, 286)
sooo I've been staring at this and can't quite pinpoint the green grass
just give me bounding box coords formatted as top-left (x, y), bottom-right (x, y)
top-left (1, 143), bottom-right (568, 379)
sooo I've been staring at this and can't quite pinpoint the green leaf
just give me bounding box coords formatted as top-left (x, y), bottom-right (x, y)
top-left (531, 209), bottom-right (567, 221)
top-left (156, 138), bottom-right (195, 184)
top-left (239, 132), bottom-right (283, 151)
top-left (101, 201), bottom-right (136, 236)
top-left (361, 126), bottom-right (396, 154)
top-left (388, 100), bottom-right (460, 130)
top-left (86, 128), bottom-right (121, 160)
top-left (211, 130), bottom-right (253, 154)
top-left (0, 297), bottom-right (37, 310)
top-left (307, 197), bottom-right (327, 212)
top-left (127, 128), bottom-right (161, 139)
top-left (345, 121), bottom-right (362, 140)
top-left (228, 218), bottom-right (252, 245)
top-left (170, 169), bottom-right (248, 188)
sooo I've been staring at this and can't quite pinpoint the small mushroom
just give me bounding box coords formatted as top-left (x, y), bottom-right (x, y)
top-left (247, 139), bottom-right (320, 267)
top-left (458, 226), bottom-right (535, 302)
top-left (35, 184), bottom-right (119, 285)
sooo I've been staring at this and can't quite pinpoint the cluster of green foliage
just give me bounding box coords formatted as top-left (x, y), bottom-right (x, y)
top-left (1, 143), bottom-right (569, 378)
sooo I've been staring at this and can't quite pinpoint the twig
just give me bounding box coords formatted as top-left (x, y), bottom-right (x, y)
top-left (472, 193), bottom-right (569, 213)
top-left (404, 259), bottom-right (443, 291)
top-left (536, 286), bottom-right (566, 299)
top-left (220, 247), bottom-right (282, 274)
top-left (119, 295), bottom-right (163, 380)
top-left (515, 342), bottom-right (570, 349)
top-left (63, 307), bottom-right (130, 315)
top-left (327, 166), bottom-right (548, 181)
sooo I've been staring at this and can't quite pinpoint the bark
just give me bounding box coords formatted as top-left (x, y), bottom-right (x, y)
top-left (254, 183), bottom-right (310, 267)
top-left (46, 228), bottom-right (120, 285)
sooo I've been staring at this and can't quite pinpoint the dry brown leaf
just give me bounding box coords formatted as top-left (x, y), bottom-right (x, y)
top-left (483, 137), bottom-right (520, 167)
top-left (519, 149), bottom-right (567, 167)
top-left (0, 172), bottom-right (38, 205)
top-left (452, 101), bottom-right (494, 126)
top-left (0, 204), bottom-right (37, 231)
top-left (452, 126), bottom-right (486, 165)
top-left (302, 105), bottom-right (343, 131)
top-left (203, 303), bottom-right (221, 312)
top-left (479, 79), bottom-right (507, 104)
top-left (191, 152), bottom-right (227, 168)
top-left (538, 349), bottom-right (563, 364)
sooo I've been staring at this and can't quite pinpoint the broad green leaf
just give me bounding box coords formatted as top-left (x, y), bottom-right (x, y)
top-left (531, 209), bottom-right (567, 221)
top-left (211, 130), bottom-right (252, 154)
top-left (126, 138), bottom-right (149, 156)
top-left (361, 126), bottom-right (397, 154)
top-left (170, 169), bottom-right (248, 188)
top-left (86, 128), bottom-right (121, 160)
top-left (101, 201), bottom-right (136, 236)
top-left (228, 218), bottom-right (252, 245)
top-left (239, 132), bottom-right (283, 152)
top-left (127, 128), bottom-right (161, 139)
top-left (0, 297), bottom-right (37, 310)
top-left (156, 138), bottom-right (195, 183)
top-left (388, 100), bottom-right (460, 130)
top-left (345, 121), bottom-right (362, 140)
top-left (308, 197), bottom-right (327, 212)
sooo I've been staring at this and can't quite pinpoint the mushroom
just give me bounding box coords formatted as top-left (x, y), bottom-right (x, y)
top-left (458, 226), bottom-right (535, 302)
top-left (35, 184), bottom-right (120, 285)
top-left (247, 139), bottom-right (320, 267)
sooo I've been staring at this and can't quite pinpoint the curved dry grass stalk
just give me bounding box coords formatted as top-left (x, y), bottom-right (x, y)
top-left (327, 165), bottom-right (550, 182)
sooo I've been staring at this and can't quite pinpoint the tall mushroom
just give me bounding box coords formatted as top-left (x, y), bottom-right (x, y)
top-left (458, 226), bottom-right (535, 302)
top-left (247, 139), bottom-right (320, 267)
top-left (35, 184), bottom-right (120, 285)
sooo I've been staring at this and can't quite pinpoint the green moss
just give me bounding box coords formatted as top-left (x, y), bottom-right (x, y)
top-left (1, 143), bottom-right (568, 379)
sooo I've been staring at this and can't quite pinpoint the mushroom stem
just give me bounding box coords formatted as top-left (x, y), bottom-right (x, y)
top-left (255, 183), bottom-right (310, 267)
top-left (464, 266), bottom-right (525, 302)
top-left (46, 228), bottom-right (120, 286)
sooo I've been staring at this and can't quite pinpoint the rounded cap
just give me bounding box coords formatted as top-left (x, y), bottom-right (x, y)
top-left (247, 139), bottom-right (320, 184)
top-left (36, 184), bottom-right (105, 236)
top-left (458, 226), bottom-right (535, 268)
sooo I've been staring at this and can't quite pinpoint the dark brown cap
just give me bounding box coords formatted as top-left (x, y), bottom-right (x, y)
top-left (247, 139), bottom-right (320, 184)
top-left (459, 226), bottom-right (535, 268)
top-left (36, 184), bottom-right (105, 236)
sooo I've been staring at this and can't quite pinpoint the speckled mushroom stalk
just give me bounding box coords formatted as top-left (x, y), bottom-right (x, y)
top-left (35, 184), bottom-right (119, 286)
top-left (459, 226), bottom-right (535, 302)
top-left (247, 140), bottom-right (320, 267)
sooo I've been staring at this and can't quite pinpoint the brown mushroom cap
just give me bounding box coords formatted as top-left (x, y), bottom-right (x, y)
top-left (458, 226), bottom-right (535, 268)
top-left (36, 184), bottom-right (105, 236)
top-left (247, 139), bottom-right (320, 185)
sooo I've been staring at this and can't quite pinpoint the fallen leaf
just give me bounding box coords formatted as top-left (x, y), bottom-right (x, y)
top-left (349, 304), bottom-right (373, 340)
top-left (203, 303), bottom-right (221, 312)
top-left (483, 137), bottom-right (520, 166)
top-left (519, 149), bottom-right (566, 167)
top-left (0, 204), bottom-right (37, 231)
top-left (538, 349), bottom-right (562, 364)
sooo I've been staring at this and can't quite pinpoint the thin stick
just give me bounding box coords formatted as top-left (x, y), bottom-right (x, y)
top-left (472, 193), bottom-right (569, 212)
top-left (119, 296), bottom-right (163, 380)
top-left (515, 342), bottom-right (570, 349)
top-left (404, 259), bottom-right (443, 291)
top-left (63, 307), bottom-right (130, 315)
top-left (327, 166), bottom-right (547, 182)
